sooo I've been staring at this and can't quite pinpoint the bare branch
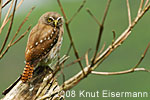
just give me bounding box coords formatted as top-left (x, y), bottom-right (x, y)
top-left (65, 56), bottom-right (84, 68)
top-left (16, 0), bottom-right (24, 9)
top-left (0, 0), bottom-right (25, 35)
top-left (94, 3), bottom-right (150, 67)
top-left (68, 0), bottom-right (86, 24)
top-left (0, 7), bottom-right (34, 59)
top-left (91, 0), bottom-right (111, 66)
top-left (57, 0), bottom-right (67, 22)
top-left (61, 64), bottom-right (65, 88)
top-left (10, 7), bottom-right (35, 45)
top-left (60, 66), bottom-right (90, 91)
top-left (112, 30), bottom-right (116, 44)
top-left (126, 0), bottom-right (131, 26)
top-left (10, 25), bottom-right (31, 46)
top-left (133, 43), bottom-right (150, 69)
top-left (66, 43), bottom-right (72, 56)
top-left (0, 0), bottom-right (14, 35)
top-left (65, 25), bottom-right (85, 74)
top-left (86, 8), bottom-right (101, 26)
top-left (138, 0), bottom-right (144, 15)
top-left (92, 43), bottom-right (150, 75)
top-left (0, 0), bottom-right (2, 20)
top-left (65, 49), bottom-right (91, 68)
top-left (144, 0), bottom-right (149, 8)
top-left (59, 67), bottom-right (148, 92)
top-left (91, 68), bottom-right (149, 75)
top-left (101, 0), bottom-right (111, 25)
top-left (85, 49), bottom-right (91, 66)
top-left (95, 43), bottom-right (106, 59)
top-left (0, 0), bottom-right (17, 54)
top-left (2, 0), bottom-right (12, 8)
top-left (0, 26), bottom-right (31, 59)
top-left (52, 55), bottom-right (69, 77)
top-left (57, 0), bottom-right (86, 75)
top-left (59, 1), bottom-right (150, 92)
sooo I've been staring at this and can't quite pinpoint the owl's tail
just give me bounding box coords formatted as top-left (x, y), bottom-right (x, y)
top-left (21, 62), bottom-right (34, 83)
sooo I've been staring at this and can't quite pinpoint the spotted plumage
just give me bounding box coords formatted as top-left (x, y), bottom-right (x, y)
top-left (21, 12), bottom-right (64, 83)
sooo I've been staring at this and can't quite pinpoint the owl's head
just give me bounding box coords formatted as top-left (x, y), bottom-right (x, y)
top-left (39, 12), bottom-right (63, 28)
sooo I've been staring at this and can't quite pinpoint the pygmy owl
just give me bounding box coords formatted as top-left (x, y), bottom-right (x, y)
top-left (21, 12), bottom-right (64, 83)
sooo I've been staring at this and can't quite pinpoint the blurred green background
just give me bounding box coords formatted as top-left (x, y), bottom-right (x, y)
top-left (0, 0), bottom-right (150, 100)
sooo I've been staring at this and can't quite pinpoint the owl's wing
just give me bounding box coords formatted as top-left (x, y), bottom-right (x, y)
top-left (25, 24), bottom-right (60, 65)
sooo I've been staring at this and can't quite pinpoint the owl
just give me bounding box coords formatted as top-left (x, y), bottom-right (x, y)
top-left (21, 12), bottom-right (64, 83)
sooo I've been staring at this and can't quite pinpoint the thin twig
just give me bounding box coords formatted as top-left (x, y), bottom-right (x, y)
top-left (133, 43), bottom-right (150, 69)
top-left (10, 7), bottom-right (35, 44)
top-left (126, 0), bottom-right (131, 26)
top-left (91, 43), bottom-right (106, 62)
top-left (91, 68), bottom-right (149, 75)
top-left (91, 0), bottom-right (111, 66)
top-left (0, 15), bottom-right (11, 34)
top-left (16, 0), bottom-right (24, 9)
top-left (144, 0), bottom-right (149, 8)
top-left (0, 26), bottom-right (31, 59)
top-left (65, 25), bottom-right (85, 74)
top-left (68, 0), bottom-right (86, 24)
top-left (112, 30), bottom-right (116, 40)
top-left (61, 64), bottom-right (65, 88)
top-left (0, 0), bottom-right (25, 35)
top-left (0, 0), bottom-right (17, 54)
top-left (66, 43), bottom-right (72, 56)
top-left (65, 49), bottom-right (91, 68)
top-left (2, 0), bottom-right (12, 8)
top-left (85, 49), bottom-right (91, 66)
top-left (138, 0), bottom-right (144, 15)
top-left (95, 43), bottom-right (106, 59)
top-left (0, 0), bottom-right (2, 21)
top-left (52, 55), bottom-right (69, 77)
top-left (86, 8), bottom-right (101, 26)
top-left (57, 0), bottom-right (85, 75)
top-left (10, 26), bottom-right (31, 46)
top-left (53, 52), bottom-right (65, 82)
top-left (65, 56), bottom-right (84, 68)
top-left (0, 7), bottom-right (34, 59)
top-left (0, 2), bottom-right (1, 32)
top-left (57, 0), bottom-right (67, 21)
top-left (55, 63), bottom-right (65, 80)
top-left (112, 30), bottom-right (116, 44)
top-left (0, 0), bottom-right (14, 35)
top-left (101, 0), bottom-right (111, 25)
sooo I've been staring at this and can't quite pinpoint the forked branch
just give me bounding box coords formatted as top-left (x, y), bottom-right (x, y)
top-left (59, 0), bottom-right (150, 92)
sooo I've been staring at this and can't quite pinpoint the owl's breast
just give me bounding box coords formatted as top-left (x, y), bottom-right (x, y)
top-left (25, 26), bottom-right (62, 64)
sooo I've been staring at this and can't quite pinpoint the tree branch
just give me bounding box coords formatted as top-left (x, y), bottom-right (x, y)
top-left (0, 0), bottom-right (17, 54)
top-left (59, 1), bottom-right (150, 92)
top-left (91, 68), bottom-right (149, 75)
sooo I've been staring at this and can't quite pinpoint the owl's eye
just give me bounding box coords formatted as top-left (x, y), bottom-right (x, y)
top-left (47, 17), bottom-right (54, 23)
top-left (58, 19), bottom-right (62, 23)
top-left (57, 17), bottom-right (62, 23)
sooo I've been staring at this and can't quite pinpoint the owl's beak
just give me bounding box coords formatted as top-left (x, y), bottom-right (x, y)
top-left (53, 20), bottom-right (58, 27)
